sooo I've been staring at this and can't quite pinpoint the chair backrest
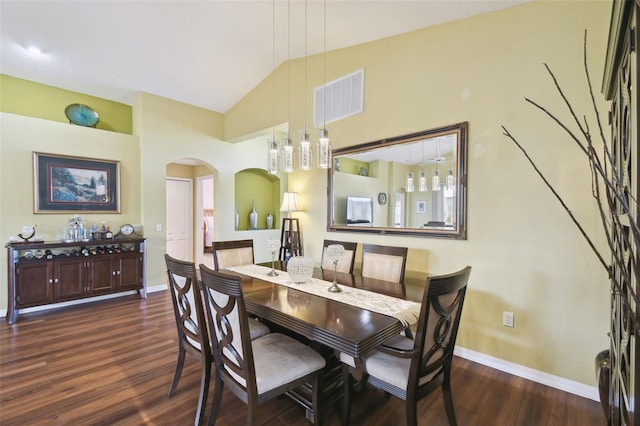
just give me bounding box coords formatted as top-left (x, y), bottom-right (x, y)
top-left (164, 254), bottom-right (210, 353)
top-left (199, 264), bottom-right (258, 399)
top-left (321, 240), bottom-right (358, 274)
top-left (409, 266), bottom-right (471, 392)
top-left (212, 239), bottom-right (254, 271)
top-left (361, 243), bottom-right (408, 283)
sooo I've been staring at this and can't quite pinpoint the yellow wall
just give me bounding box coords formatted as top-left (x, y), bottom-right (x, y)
top-left (226, 0), bottom-right (612, 387)
top-left (0, 74), bottom-right (133, 134)
top-left (0, 0), bottom-right (612, 390)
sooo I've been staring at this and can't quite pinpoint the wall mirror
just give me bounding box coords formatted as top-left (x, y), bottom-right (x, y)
top-left (328, 122), bottom-right (467, 239)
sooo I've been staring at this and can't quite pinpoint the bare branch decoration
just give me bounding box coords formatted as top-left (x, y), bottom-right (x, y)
top-left (502, 30), bottom-right (639, 327)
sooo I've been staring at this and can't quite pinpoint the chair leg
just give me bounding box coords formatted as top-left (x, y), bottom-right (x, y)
top-left (194, 359), bottom-right (211, 425)
top-left (442, 372), bottom-right (458, 426)
top-left (169, 346), bottom-right (186, 396)
top-left (405, 400), bottom-right (418, 426)
top-left (207, 372), bottom-right (224, 426)
top-left (311, 372), bottom-right (322, 426)
top-left (342, 365), bottom-right (352, 426)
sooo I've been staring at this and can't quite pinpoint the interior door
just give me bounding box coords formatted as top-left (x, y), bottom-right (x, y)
top-left (166, 178), bottom-right (193, 261)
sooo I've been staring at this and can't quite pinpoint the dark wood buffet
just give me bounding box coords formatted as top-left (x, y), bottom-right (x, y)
top-left (6, 238), bottom-right (147, 324)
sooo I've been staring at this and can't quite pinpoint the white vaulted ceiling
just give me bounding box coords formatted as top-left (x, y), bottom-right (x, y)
top-left (0, 0), bottom-right (530, 113)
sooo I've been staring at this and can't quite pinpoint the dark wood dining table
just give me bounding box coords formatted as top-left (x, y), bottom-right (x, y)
top-left (227, 261), bottom-right (422, 377)
top-left (220, 261), bottom-right (424, 423)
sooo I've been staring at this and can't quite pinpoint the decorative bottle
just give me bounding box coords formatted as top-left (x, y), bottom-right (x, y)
top-left (266, 209), bottom-right (274, 229)
top-left (234, 209), bottom-right (239, 230)
top-left (249, 199), bottom-right (258, 230)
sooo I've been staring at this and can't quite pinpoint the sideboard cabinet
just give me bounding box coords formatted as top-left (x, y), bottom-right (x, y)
top-left (6, 238), bottom-right (147, 324)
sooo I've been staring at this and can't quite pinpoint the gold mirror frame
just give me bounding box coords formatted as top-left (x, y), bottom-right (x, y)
top-left (327, 122), bottom-right (468, 239)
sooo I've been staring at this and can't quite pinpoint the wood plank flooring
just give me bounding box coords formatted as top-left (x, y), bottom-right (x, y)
top-left (0, 291), bottom-right (605, 425)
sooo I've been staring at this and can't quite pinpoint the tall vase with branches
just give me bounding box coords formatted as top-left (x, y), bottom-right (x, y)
top-left (502, 30), bottom-right (637, 422)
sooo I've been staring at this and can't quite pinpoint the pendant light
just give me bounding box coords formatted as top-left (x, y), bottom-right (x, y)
top-left (267, 0), bottom-right (279, 175)
top-left (406, 172), bottom-right (415, 193)
top-left (299, 0), bottom-right (313, 170)
top-left (432, 137), bottom-right (441, 191)
top-left (418, 140), bottom-right (427, 192)
top-left (406, 143), bottom-right (414, 192)
top-left (446, 136), bottom-right (456, 191)
top-left (282, 1), bottom-right (294, 173)
top-left (419, 171), bottom-right (427, 192)
top-left (317, 0), bottom-right (331, 169)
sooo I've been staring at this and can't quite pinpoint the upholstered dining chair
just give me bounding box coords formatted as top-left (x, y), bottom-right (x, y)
top-left (340, 266), bottom-right (472, 426)
top-left (321, 239), bottom-right (358, 274)
top-left (361, 243), bottom-right (408, 284)
top-left (164, 254), bottom-right (212, 426)
top-left (198, 264), bottom-right (326, 426)
top-left (211, 239), bottom-right (270, 340)
top-left (212, 239), bottom-right (255, 271)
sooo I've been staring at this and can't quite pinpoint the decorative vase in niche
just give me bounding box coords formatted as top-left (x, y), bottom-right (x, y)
top-left (266, 209), bottom-right (274, 229)
top-left (249, 199), bottom-right (258, 230)
top-left (287, 256), bottom-right (314, 283)
top-left (234, 210), bottom-right (239, 230)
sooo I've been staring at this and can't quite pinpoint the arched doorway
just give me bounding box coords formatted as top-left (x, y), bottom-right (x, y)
top-left (165, 158), bottom-right (216, 268)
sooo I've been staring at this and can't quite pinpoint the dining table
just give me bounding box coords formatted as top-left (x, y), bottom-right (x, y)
top-left (221, 261), bottom-right (424, 422)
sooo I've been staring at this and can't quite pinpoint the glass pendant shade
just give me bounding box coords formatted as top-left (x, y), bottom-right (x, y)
top-left (418, 171), bottom-right (427, 192)
top-left (447, 170), bottom-right (455, 191)
top-left (267, 138), bottom-right (280, 174)
top-left (283, 136), bottom-right (294, 173)
top-left (432, 169), bottom-right (440, 191)
top-left (300, 131), bottom-right (312, 170)
top-left (406, 172), bottom-right (415, 193)
top-left (318, 128), bottom-right (331, 169)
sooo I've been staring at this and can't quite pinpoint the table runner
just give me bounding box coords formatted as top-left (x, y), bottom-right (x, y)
top-left (226, 264), bottom-right (421, 327)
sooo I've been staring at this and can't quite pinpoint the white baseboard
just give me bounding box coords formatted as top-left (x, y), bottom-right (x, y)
top-left (454, 346), bottom-right (600, 402)
top-left (0, 284), bottom-right (167, 319)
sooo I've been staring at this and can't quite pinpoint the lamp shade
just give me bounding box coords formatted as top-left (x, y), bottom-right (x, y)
top-left (280, 192), bottom-right (301, 216)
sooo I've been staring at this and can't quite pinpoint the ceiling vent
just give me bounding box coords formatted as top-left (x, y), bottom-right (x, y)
top-left (314, 68), bottom-right (364, 126)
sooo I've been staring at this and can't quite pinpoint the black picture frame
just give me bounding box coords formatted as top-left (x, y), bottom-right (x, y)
top-left (33, 152), bottom-right (121, 213)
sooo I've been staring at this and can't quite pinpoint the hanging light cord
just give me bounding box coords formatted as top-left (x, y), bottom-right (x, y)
top-left (322, 0), bottom-right (327, 131)
top-left (272, 0), bottom-right (276, 141)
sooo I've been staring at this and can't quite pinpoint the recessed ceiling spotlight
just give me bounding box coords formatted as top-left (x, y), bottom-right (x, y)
top-left (25, 45), bottom-right (43, 56)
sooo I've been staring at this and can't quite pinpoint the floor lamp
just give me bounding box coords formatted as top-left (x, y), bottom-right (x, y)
top-left (279, 192), bottom-right (302, 261)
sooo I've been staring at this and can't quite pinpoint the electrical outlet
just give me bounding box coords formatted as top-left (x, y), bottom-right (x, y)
top-left (156, 224), bottom-right (162, 232)
top-left (503, 311), bottom-right (514, 328)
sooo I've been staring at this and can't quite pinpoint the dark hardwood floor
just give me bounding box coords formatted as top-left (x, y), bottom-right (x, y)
top-left (1, 291), bottom-right (605, 425)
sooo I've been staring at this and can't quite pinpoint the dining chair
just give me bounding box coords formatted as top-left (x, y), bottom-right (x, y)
top-left (211, 239), bottom-right (270, 340)
top-left (361, 243), bottom-right (408, 284)
top-left (198, 264), bottom-right (326, 426)
top-left (340, 266), bottom-right (472, 426)
top-left (321, 239), bottom-right (358, 274)
top-left (212, 239), bottom-right (255, 271)
top-left (164, 254), bottom-right (212, 426)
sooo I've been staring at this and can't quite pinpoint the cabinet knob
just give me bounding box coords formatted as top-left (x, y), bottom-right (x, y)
top-left (116, 270), bottom-right (121, 275)
top-left (54, 278), bottom-right (59, 284)
top-left (113, 271), bottom-right (116, 276)
top-left (49, 279), bottom-right (53, 284)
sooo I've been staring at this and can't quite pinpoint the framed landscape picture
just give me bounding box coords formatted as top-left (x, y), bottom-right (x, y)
top-left (33, 152), bottom-right (121, 213)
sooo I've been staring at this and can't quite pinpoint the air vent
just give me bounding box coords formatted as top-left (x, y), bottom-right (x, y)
top-left (314, 68), bottom-right (364, 126)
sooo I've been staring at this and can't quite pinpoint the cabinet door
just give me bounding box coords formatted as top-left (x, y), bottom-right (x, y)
top-left (16, 262), bottom-right (53, 307)
top-left (87, 256), bottom-right (116, 294)
top-left (116, 253), bottom-right (142, 290)
top-left (53, 259), bottom-right (86, 301)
